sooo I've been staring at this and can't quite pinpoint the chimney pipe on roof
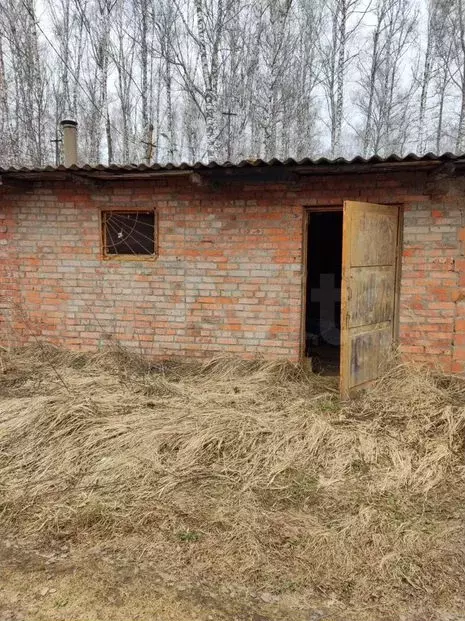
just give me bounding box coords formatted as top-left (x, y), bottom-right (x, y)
top-left (60, 119), bottom-right (78, 167)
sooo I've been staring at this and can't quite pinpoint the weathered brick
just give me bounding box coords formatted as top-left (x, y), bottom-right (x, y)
top-left (0, 172), bottom-right (464, 372)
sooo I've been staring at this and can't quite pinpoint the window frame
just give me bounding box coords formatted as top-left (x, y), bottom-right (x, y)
top-left (100, 208), bottom-right (158, 261)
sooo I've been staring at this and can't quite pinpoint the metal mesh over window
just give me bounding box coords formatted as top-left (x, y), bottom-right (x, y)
top-left (102, 211), bottom-right (156, 256)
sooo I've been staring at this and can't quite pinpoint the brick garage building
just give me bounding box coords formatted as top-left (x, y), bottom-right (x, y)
top-left (1, 153), bottom-right (465, 395)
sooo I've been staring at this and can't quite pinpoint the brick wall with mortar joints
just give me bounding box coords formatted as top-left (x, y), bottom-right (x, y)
top-left (0, 171), bottom-right (464, 370)
top-left (0, 192), bottom-right (22, 346)
top-left (0, 180), bottom-right (304, 359)
top-left (399, 179), bottom-right (465, 373)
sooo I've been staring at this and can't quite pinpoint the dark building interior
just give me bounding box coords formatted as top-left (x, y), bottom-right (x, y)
top-left (305, 211), bottom-right (343, 374)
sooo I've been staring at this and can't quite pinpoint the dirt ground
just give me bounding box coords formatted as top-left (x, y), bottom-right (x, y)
top-left (1, 346), bottom-right (465, 621)
top-left (1, 534), bottom-right (464, 621)
top-left (0, 537), bottom-right (348, 621)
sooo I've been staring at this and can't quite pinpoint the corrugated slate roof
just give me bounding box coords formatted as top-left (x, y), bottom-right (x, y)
top-left (1, 152), bottom-right (464, 175)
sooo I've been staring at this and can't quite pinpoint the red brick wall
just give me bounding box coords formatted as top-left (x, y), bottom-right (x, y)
top-left (0, 171), bottom-right (464, 370)
top-left (400, 193), bottom-right (465, 373)
top-left (0, 179), bottom-right (303, 359)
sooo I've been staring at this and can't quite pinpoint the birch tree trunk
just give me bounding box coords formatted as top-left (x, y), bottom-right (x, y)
top-left (84, 0), bottom-right (113, 163)
top-left (361, 3), bottom-right (384, 157)
top-left (455, 0), bottom-right (465, 151)
top-left (334, 0), bottom-right (347, 156)
top-left (106, 109), bottom-right (113, 163)
top-left (323, 0), bottom-right (364, 158)
top-left (193, 0), bottom-right (224, 160)
top-left (113, 1), bottom-right (134, 162)
top-left (72, 8), bottom-right (86, 117)
top-left (134, 0), bottom-right (154, 160)
top-left (0, 35), bottom-right (15, 161)
top-left (263, 0), bottom-right (293, 159)
top-left (435, 62), bottom-right (449, 154)
top-left (434, 45), bottom-right (453, 153)
top-left (194, 0), bottom-right (215, 160)
top-left (418, 0), bottom-right (435, 153)
top-left (157, 0), bottom-right (176, 160)
top-left (165, 55), bottom-right (175, 160)
top-left (328, 1), bottom-right (339, 156)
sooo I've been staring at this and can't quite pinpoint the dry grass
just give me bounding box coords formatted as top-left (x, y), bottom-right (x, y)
top-left (0, 344), bottom-right (464, 618)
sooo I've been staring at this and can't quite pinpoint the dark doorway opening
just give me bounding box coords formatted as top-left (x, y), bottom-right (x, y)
top-left (305, 211), bottom-right (343, 374)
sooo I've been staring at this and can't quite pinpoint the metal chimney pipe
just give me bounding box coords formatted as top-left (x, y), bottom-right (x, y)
top-left (60, 119), bottom-right (78, 167)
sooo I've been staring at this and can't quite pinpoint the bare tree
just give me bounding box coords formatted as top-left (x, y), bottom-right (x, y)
top-left (260, 0), bottom-right (294, 159)
top-left (193, 0), bottom-right (226, 160)
top-left (321, 0), bottom-right (367, 157)
top-left (3, 0), bottom-right (465, 166)
top-left (432, 0), bottom-right (455, 153)
top-left (73, 0), bottom-right (116, 163)
top-left (1, 0), bottom-right (50, 165)
top-left (357, 0), bottom-right (391, 156)
top-left (356, 0), bottom-right (417, 156)
top-left (448, 0), bottom-right (465, 151)
top-left (0, 34), bottom-right (18, 161)
top-left (156, 0), bottom-right (178, 161)
top-left (288, 0), bottom-right (323, 158)
top-left (417, 0), bottom-right (437, 153)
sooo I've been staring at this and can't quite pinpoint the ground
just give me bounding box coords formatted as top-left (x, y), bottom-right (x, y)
top-left (0, 345), bottom-right (464, 621)
top-left (0, 538), bottom-right (330, 621)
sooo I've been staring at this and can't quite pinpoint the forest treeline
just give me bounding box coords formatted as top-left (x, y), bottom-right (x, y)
top-left (0, 0), bottom-right (463, 166)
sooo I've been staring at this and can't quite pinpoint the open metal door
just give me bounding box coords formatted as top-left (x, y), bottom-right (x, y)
top-left (340, 201), bottom-right (400, 398)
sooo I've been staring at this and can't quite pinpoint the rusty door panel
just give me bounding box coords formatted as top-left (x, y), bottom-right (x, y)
top-left (349, 207), bottom-right (398, 267)
top-left (349, 327), bottom-right (392, 387)
top-left (348, 266), bottom-right (396, 328)
top-left (340, 201), bottom-right (400, 398)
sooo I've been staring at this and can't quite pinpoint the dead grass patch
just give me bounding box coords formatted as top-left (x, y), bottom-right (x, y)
top-left (0, 344), bottom-right (464, 618)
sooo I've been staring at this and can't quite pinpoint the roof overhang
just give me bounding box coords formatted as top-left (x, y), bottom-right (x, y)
top-left (1, 153), bottom-right (465, 184)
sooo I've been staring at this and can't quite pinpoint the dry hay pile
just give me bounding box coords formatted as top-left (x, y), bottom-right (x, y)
top-left (0, 344), bottom-right (464, 616)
